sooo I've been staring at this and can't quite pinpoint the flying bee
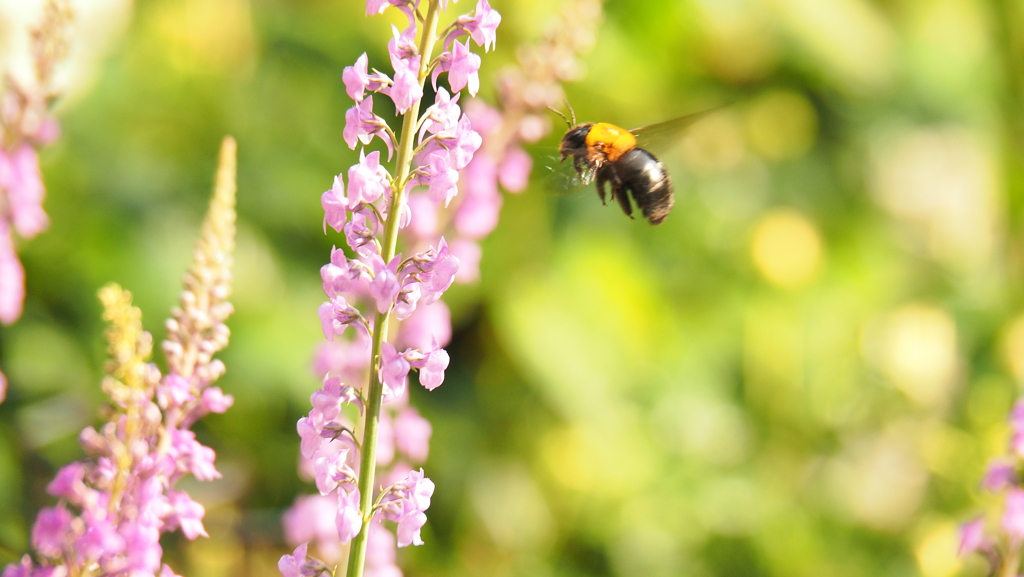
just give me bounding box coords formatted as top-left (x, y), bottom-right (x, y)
top-left (551, 103), bottom-right (718, 225)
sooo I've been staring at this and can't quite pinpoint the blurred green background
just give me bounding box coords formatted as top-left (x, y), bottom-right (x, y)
top-left (1, 0), bottom-right (1021, 575)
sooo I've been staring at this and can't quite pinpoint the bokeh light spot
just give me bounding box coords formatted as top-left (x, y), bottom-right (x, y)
top-left (750, 209), bottom-right (823, 289)
top-left (745, 90), bottom-right (818, 162)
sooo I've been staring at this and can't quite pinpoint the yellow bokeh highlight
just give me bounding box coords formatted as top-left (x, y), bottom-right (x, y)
top-left (154, 0), bottom-right (256, 74)
top-left (679, 109), bottom-right (747, 174)
top-left (1000, 313), bottom-right (1024, 383)
top-left (915, 521), bottom-right (963, 577)
top-left (862, 305), bottom-right (960, 410)
top-left (750, 209), bottom-right (823, 289)
top-left (745, 90), bottom-right (818, 161)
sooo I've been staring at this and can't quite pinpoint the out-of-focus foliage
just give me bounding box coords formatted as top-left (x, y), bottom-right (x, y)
top-left (0, 0), bottom-right (1021, 576)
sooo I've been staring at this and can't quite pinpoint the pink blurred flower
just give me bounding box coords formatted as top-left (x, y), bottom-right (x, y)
top-left (958, 517), bottom-right (986, 557)
top-left (397, 299), bottom-right (451, 349)
top-left (278, 542), bottom-right (309, 577)
top-left (0, 226), bottom-right (26, 325)
top-left (449, 238), bottom-right (481, 283)
top-left (394, 407), bottom-right (432, 463)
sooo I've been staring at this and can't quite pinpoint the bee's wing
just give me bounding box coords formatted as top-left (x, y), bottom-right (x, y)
top-left (630, 106), bottom-right (725, 151)
top-left (543, 155), bottom-right (595, 195)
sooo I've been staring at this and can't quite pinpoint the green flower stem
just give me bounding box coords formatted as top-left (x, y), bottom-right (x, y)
top-left (344, 2), bottom-right (442, 577)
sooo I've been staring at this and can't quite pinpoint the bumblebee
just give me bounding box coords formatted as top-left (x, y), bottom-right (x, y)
top-left (552, 105), bottom-right (715, 226)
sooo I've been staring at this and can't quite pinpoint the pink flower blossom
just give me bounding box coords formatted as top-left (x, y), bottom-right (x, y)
top-left (348, 151), bottom-right (391, 210)
top-left (407, 193), bottom-right (439, 239)
top-left (380, 342), bottom-right (411, 398)
top-left (47, 463), bottom-right (88, 503)
top-left (166, 490), bottom-right (208, 540)
top-left (394, 407), bottom-right (432, 462)
top-left (283, 495), bottom-right (340, 560)
top-left (201, 387), bottom-right (234, 413)
top-left (31, 505), bottom-right (73, 558)
top-left (380, 469), bottom-right (434, 547)
top-left (958, 517), bottom-right (986, 557)
top-left (983, 460), bottom-right (1016, 492)
top-left (449, 238), bottom-right (481, 283)
top-left (365, 522), bottom-right (402, 577)
top-left (462, 0), bottom-right (501, 51)
top-left (343, 53), bottom-right (390, 102)
top-left (0, 145), bottom-right (49, 238)
top-left (498, 146), bottom-right (532, 192)
top-left (319, 296), bottom-right (364, 341)
top-left (322, 174), bottom-right (348, 233)
top-left (1004, 487), bottom-right (1024, 543)
top-left (344, 97), bottom-right (394, 158)
top-left (344, 208), bottom-right (380, 257)
top-left (437, 40), bottom-right (481, 95)
top-left (278, 542), bottom-right (309, 577)
top-left (409, 345), bottom-right (449, 390)
top-left (336, 488), bottom-right (363, 543)
top-left (397, 299), bottom-right (451, 349)
top-left (457, 154), bottom-right (502, 239)
top-left (0, 226), bottom-right (26, 325)
top-left (369, 255), bottom-right (402, 314)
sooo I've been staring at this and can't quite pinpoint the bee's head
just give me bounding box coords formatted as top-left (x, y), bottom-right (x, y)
top-left (559, 123), bottom-right (593, 161)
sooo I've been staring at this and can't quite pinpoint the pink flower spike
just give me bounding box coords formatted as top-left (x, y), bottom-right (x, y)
top-left (278, 543), bottom-right (309, 577)
top-left (958, 517), bottom-right (986, 557)
top-left (0, 369), bottom-right (5, 404)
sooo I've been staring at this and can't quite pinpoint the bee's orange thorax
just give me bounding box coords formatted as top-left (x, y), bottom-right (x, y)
top-left (585, 122), bottom-right (636, 162)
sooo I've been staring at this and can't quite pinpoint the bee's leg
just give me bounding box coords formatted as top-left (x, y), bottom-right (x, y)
top-left (610, 169), bottom-right (634, 219)
top-left (596, 170), bottom-right (609, 205)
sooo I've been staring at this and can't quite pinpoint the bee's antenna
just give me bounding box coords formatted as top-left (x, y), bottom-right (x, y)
top-left (564, 99), bottom-right (577, 126)
top-left (548, 105), bottom-right (573, 129)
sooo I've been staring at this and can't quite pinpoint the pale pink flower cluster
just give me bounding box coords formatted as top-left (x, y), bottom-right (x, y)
top-left (2, 138), bottom-right (238, 577)
top-left (0, 0), bottom-right (73, 401)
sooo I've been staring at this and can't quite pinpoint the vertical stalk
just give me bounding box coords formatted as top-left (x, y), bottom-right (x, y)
top-left (344, 2), bottom-right (442, 576)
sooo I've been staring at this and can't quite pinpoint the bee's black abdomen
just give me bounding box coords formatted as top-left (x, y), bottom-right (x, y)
top-left (616, 148), bottom-right (674, 225)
